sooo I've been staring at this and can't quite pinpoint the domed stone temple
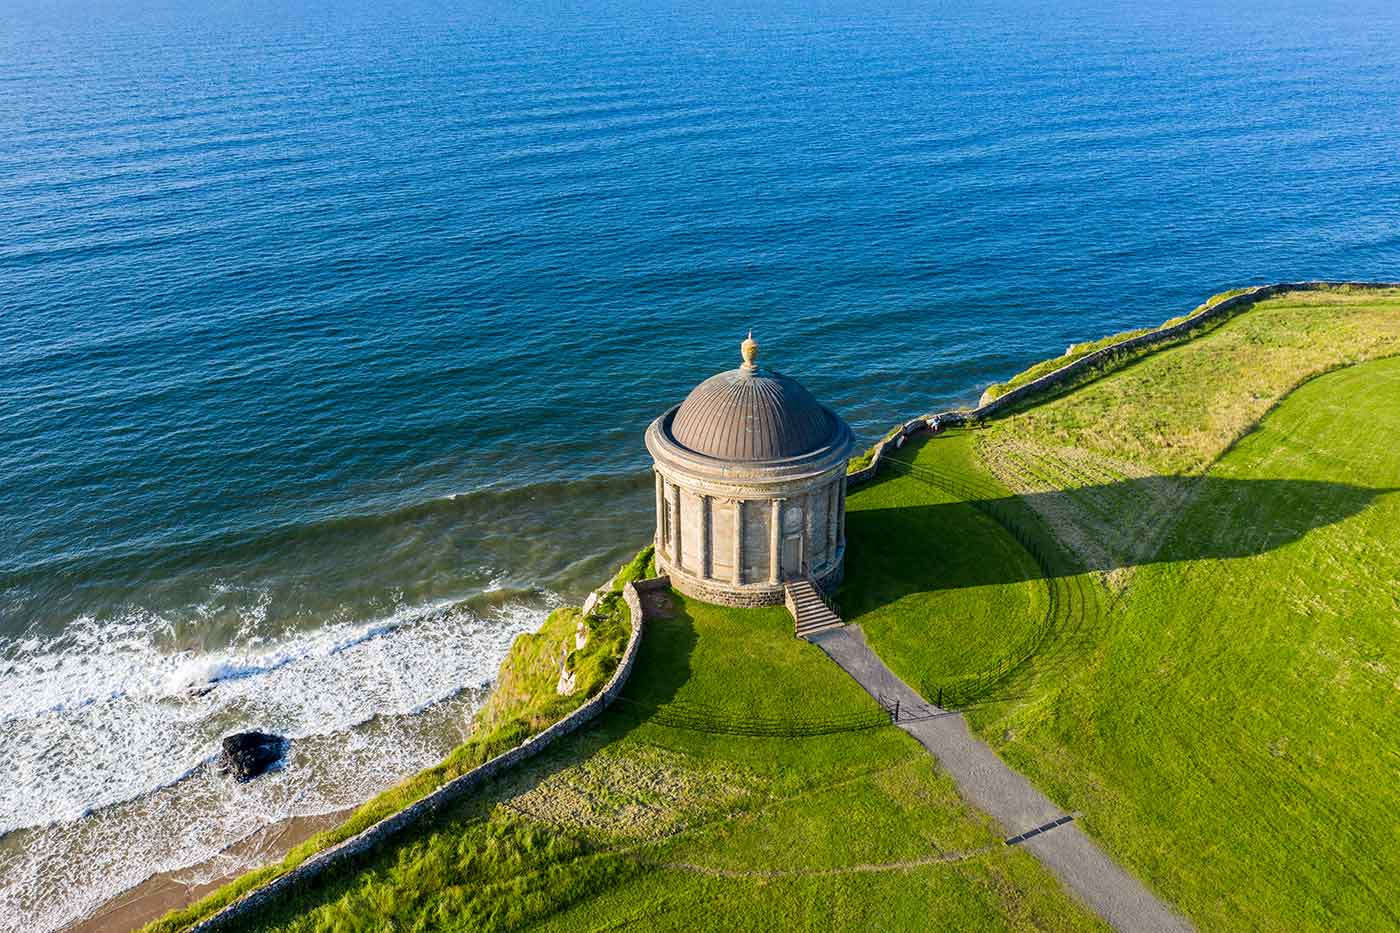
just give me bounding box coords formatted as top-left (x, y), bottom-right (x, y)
top-left (645, 335), bottom-right (855, 607)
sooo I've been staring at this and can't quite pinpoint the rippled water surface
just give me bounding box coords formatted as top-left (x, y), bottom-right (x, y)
top-left (2, 0), bottom-right (1399, 927)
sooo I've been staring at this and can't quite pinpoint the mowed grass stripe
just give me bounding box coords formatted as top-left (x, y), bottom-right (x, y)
top-left (987, 357), bottom-right (1400, 931)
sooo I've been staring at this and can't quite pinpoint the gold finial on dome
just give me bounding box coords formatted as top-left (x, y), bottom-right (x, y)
top-left (740, 331), bottom-right (759, 371)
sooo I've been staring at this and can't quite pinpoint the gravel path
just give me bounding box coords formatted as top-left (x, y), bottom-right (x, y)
top-left (812, 626), bottom-right (1191, 933)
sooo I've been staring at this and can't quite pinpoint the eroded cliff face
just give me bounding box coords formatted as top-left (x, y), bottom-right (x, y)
top-left (474, 549), bottom-right (647, 736)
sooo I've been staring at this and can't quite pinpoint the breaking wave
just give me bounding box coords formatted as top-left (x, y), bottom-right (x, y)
top-left (0, 591), bottom-right (553, 932)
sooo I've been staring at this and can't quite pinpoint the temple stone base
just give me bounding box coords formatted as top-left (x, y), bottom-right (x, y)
top-left (656, 554), bottom-right (843, 607)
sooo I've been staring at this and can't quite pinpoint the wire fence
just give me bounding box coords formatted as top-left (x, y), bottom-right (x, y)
top-left (874, 692), bottom-right (950, 723)
top-left (610, 695), bottom-right (892, 737)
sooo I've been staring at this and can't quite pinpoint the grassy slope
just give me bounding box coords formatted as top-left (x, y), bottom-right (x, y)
top-left (842, 287), bottom-right (1400, 930)
top-left (1033, 358), bottom-right (1400, 930)
top-left (982, 287), bottom-right (1400, 476)
top-left (145, 552), bottom-right (652, 933)
top-left (237, 596), bottom-right (1101, 932)
top-left (977, 287), bottom-right (1252, 403)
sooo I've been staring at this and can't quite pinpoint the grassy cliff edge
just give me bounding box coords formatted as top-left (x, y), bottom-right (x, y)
top-left (977, 286), bottom-right (1253, 405)
top-left (142, 547), bottom-right (655, 933)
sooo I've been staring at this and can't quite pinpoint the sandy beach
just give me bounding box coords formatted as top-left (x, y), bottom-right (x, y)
top-left (64, 809), bottom-right (352, 933)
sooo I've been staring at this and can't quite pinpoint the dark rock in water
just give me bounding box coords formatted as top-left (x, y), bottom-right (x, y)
top-left (219, 731), bottom-right (287, 781)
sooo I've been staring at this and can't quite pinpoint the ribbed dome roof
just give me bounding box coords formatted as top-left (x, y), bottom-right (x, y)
top-left (671, 367), bottom-right (835, 461)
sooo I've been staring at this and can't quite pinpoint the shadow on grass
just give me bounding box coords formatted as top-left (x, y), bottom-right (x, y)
top-left (848, 477), bottom-right (1395, 588)
top-left (600, 594), bottom-right (699, 738)
top-left (845, 457), bottom-right (1395, 707)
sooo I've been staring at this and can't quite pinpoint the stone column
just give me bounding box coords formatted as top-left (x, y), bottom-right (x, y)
top-left (803, 492), bottom-right (815, 577)
top-left (837, 478), bottom-right (847, 552)
top-left (700, 495), bottom-right (712, 580)
top-left (732, 499), bottom-right (744, 585)
top-left (655, 471), bottom-right (666, 559)
top-left (769, 498), bottom-right (782, 584)
top-left (826, 479), bottom-right (838, 566)
top-left (671, 483), bottom-right (683, 569)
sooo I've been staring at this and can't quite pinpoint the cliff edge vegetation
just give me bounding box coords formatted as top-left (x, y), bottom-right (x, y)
top-left (977, 286), bottom-right (1254, 405)
top-left (143, 549), bottom-right (654, 933)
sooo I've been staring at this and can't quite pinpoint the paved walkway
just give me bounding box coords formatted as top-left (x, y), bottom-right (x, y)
top-left (812, 626), bottom-right (1191, 933)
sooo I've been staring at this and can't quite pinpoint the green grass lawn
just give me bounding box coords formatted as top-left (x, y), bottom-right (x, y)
top-left (227, 595), bottom-right (1101, 932)
top-left (844, 429), bottom-right (1116, 709)
top-left (837, 287), bottom-right (1400, 931)
top-left (843, 432), bottom-right (1058, 704)
top-left (982, 358), bottom-right (1400, 931)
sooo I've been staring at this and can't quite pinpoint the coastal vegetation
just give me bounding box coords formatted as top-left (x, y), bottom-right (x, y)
top-left (978, 287), bottom-right (1400, 476)
top-left (146, 284), bottom-right (1400, 932)
top-left (977, 285), bottom-right (1259, 404)
top-left (978, 328), bottom-right (1149, 404)
top-left (143, 551), bottom-right (652, 933)
top-left (845, 445), bottom-right (876, 474)
top-left (203, 595), bottom-right (1098, 932)
top-left (846, 425), bottom-right (902, 474)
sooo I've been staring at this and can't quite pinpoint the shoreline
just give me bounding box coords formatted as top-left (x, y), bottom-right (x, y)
top-left (27, 554), bottom-right (648, 933)
top-left (63, 808), bottom-right (352, 933)
top-left (129, 561), bottom-right (655, 932)
top-left (9, 592), bottom-right (537, 933)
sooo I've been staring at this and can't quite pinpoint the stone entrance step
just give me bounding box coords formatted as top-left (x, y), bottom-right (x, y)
top-left (785, 577), bottom-right (844, 640)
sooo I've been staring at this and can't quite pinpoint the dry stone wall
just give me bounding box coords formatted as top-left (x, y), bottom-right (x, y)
top-left (188, 575), bottom-right (665, 932)
top-left (847, 281), bottom-right (1399, 487)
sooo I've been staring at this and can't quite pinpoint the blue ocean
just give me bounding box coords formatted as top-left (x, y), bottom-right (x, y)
top-left (2, 0), bottom-right (1397, 926)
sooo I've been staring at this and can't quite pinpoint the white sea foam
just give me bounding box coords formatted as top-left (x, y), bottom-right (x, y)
top-left (0, 594), bottom-right (551, 933)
